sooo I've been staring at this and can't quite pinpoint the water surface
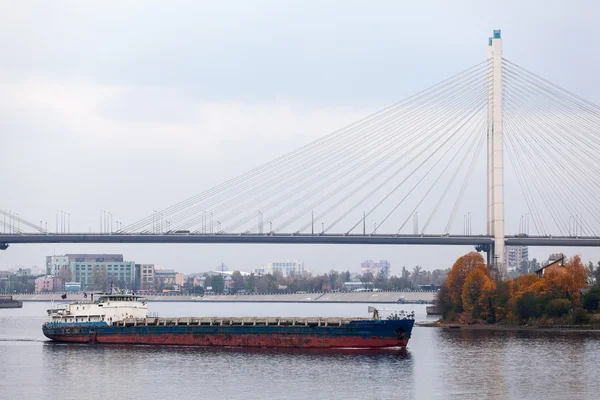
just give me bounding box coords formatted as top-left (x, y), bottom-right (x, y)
top-left (1, 302), bottom-right (598, 399)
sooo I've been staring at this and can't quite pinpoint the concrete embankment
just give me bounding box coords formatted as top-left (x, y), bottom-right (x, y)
top-left (13, 291), bottom-right (436, 303)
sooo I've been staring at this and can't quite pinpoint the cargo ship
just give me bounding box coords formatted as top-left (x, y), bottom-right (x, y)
top-left (42, 292), bottom-right (414, 348)
top-left (0, 295), bottom-right (23, 309)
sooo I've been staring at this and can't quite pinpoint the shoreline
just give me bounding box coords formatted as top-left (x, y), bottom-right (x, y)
top-left (11, 292), bottom-right (436, 303)
top-left (417, 321), bottom-right (600, 333)
top-left (13, 299), bottom-right (422, 304)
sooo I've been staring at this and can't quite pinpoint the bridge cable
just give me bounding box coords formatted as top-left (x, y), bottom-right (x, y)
top-left (444, 124), bottom-right (487, 234)
top-left (120, 61), bottom-right (489, 233)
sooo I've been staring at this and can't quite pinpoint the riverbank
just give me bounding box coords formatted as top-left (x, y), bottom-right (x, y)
top-left (418, 321), bottom-right (600, 333)
top-left (12, 291), bottom-right (436, 303)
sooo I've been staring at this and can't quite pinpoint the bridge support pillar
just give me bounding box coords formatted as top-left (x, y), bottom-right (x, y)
top-left (475, 243), bottom-right (493, 265)
top-left (0, 242), bottom-right (9, 251)
top-left (488, 29), bottom-right (505, 271)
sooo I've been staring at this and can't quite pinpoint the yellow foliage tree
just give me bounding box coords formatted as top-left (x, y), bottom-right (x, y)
top-left (444, 251), bottom-right (486, 312)
top-left (461, 266), bottom-right (496, 319)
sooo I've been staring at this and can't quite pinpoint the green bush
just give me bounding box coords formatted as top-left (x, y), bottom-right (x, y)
top-left (582, 289), bottom-right (600, 312)
top-left (545, 298), bottom-right (572, 317)
top-left (572, 308), bottom-right (591, 324)
top-left (514, 292), bottom-right (542, 322)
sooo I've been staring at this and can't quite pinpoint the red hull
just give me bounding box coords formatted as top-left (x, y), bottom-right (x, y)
top-left (48, 333), bottom-right (408, 348)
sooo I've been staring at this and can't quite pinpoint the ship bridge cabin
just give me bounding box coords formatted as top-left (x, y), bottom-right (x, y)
top-left (47, 294), bottom-right (148, 326)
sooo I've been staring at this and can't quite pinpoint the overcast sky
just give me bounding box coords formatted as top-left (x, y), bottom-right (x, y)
top-left (2, 0), bottom-right (600, 274)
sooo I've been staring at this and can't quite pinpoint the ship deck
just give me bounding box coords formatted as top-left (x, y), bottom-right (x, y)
top-left (115, 316), bottom-right (380, 328)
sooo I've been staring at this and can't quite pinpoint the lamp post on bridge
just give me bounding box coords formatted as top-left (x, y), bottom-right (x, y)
top-left (464, 212), bottom-right (472, 235)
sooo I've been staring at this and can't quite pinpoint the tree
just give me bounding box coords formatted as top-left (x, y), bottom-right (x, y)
top-left (411, 266), bottom-right (422, 286)
top-left (517, 260), bottom-right (530, 276)
top-left (401, 267), bottom-right (410, 281)
top-left (334, 273), bottom-right (346, 290)
top-left (231, 271), bottom-right (245, 291)
top-left (587, 261), bottom-right (600, 289)
top-left (461, 266), bottom-right (496, 319)
top-left (212, 274), bottom-right (225, 294)
top-left (513, 291), bottom-right (542, 322)
top-left (92, 267), bottom-right (107, 291)
top-left (399, 266), bottom-right (412, 289)
top-left (246, 273), bottom-right (256, 292)
top-left (328, 270), bottom-right (340, 290)
top-left (203, 275), bottom-right (213, 290)
top-left (530, 258), bottom-right (541, 274)
top-left (444, 251), bottom-right (487, 313)
top-left (431, 269), bottom-right (449, 285)
top-left (373, 270), bottom-right (387, 289)
top-left (359, 272), bottom-right (374, 289)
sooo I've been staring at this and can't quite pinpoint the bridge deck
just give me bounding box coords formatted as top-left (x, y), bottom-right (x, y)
top-left (1, 233), bottom-right (599, 246)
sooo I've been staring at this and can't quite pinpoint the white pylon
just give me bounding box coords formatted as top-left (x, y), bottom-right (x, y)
top-left (487, 37), bottom-right (494, 238)
top-left (488, 29), bottom-right (505, 270)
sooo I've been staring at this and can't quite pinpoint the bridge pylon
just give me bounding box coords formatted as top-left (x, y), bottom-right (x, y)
top-left (487, 30), bottom-right (505, 270)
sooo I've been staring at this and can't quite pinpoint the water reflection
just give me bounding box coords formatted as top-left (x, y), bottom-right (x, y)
top-left (42, 340), bottom-right (411, 359)
top-left (40, 341), bottom-right (415, 400)
top-left (429, 328), bottom-right (600, 400)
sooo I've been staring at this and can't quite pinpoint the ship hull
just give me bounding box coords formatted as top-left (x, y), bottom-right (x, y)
top-left (43, 320), bottom-right (413, 349)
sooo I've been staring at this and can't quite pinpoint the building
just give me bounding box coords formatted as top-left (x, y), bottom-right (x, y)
top-left (46, 254), bottom-right (136, 291)
top-left (536, 256), bottom-right (566, 278)
top-left (155, 269), bottom-right (177, 288)
top-left (343, 282), bottom-right (367, 291)
top-left (253, 266), bottom-right (268, 275)
top-left (253, 260), bottom-right (305, 277)
top-left (136, 264), bottom-right (156, 290)
top-left (65, 282), bottom-right (82, 292)
top-left (360, 260), bottom-right (391, 279)
top-left (504, 246), bottom-right (529, 271)
top-left (34, 276), bottom-right (63, 292)
top-left (46, 255), bottom-right (71, 280)
top-left (72, 261), bottom-right (136, 291)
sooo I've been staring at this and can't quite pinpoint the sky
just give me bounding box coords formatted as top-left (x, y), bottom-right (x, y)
top-left (2, 0), bottom-right (600, 274)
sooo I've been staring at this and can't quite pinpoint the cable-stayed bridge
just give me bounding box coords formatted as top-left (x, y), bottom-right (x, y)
top-left (3, 30), bottom-right (600, 268)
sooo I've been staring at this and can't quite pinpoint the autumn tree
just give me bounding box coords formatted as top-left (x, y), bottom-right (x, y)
top-left (461, 266), bottom-right (496, 319)
top-left (443, 251), bottom-right (487, 313)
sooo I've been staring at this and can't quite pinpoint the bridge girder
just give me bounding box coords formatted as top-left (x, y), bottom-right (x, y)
top-left (0, 233), bottom-right (493, 246)
top-left (1, 234), bottom-right (599, 248)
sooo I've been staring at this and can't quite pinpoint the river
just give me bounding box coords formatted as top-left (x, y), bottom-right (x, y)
top-left (1, 302), bottom-right (599, 399)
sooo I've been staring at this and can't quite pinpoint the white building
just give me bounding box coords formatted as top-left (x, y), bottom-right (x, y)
top-left (504, 246), bottom-right (529, 271)
top-left (252, 260), bottom-right (305, 277)
top-left (46, 256), bottom-right (70, 277)
top-left (360, 260), bottom-right (391, 279)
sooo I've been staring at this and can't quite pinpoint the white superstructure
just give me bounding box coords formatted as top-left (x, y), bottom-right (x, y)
top-left (48, 294), bottom-right (148, 326)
